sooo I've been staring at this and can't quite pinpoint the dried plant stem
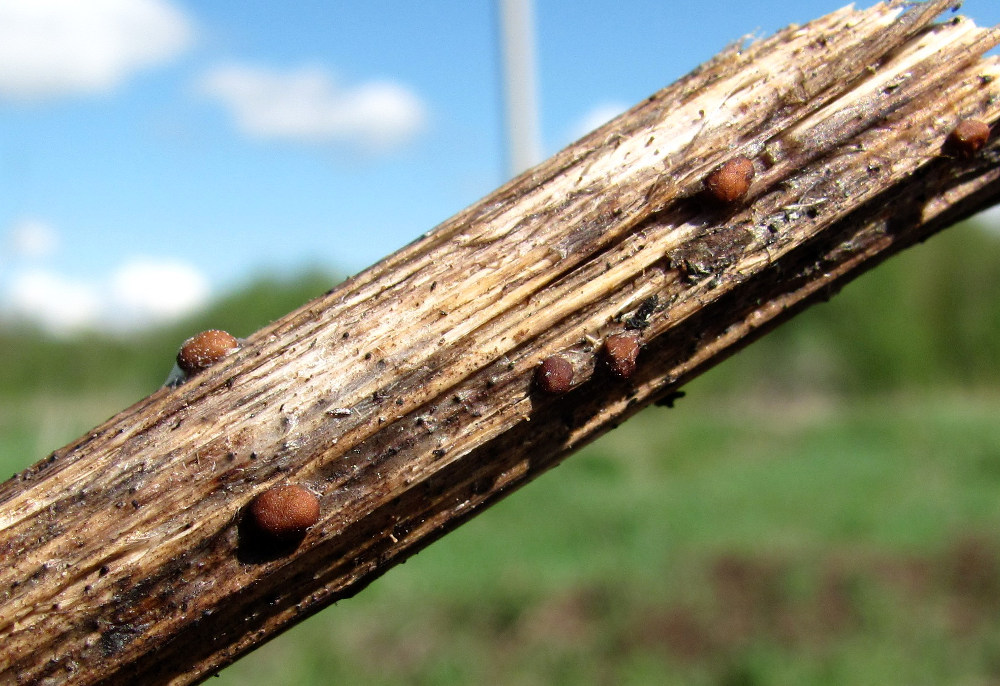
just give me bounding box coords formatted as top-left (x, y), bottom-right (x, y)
top-left (1, 2), bottom-right (999, 684)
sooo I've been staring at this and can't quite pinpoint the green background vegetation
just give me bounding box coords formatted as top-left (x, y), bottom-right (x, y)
top-left (3, 221), bottom-right (1000, 685)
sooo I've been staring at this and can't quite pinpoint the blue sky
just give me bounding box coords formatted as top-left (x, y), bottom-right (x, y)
top-left (1, 0), bottom-right (998, 335)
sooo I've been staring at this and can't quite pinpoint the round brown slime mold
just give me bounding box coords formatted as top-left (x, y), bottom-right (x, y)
top-left (177, 329), bottom-right (239, 375)
top-left (704, 156), bottom-right (756, 203)
top-left (249, 485), bottom-right (320, 540)
top-left (602, 332), bottom-right (641, 379)
top-left (947, 119), bottom-right (991, 158)
top-left (535, 355), bottom-right (574, 394)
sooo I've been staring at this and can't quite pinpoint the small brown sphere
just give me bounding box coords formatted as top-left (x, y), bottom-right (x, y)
top-left (948, 119), bottom-right (991, 158)
top-left (176, 329), bottom-right (239, 374)
top-left (602, 332), bottom-right (641, 379)
top-left (704, 156), bottom-right (756, 203)
top-left (249, 485), bottom-right (320, 539)
top-left (535, 355), bottom-right (574, 394)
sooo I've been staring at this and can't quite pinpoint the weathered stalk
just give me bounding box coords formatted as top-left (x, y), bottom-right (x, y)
top-left (1, 2), bottom-right (998, 683)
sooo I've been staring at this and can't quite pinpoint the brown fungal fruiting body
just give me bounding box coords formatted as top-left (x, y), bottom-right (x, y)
top-left (535, 355), bottom-right (574, 394)
top-left (249, 485), bottom-right (320, 539)
top-left (704, 156), bottom-right (756, 203)
top-left (602, 332), bottom-right (641, 379)
top-left (176, 330), bottom-right (239, 374)
top-left (948, 119), bottom-right (991, 158)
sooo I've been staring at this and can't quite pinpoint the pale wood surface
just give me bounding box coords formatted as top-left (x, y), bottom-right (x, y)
top-left (1, 2), bottom-right (999, 683)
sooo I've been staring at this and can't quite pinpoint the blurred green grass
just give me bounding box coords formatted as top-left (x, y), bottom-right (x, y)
top-left (3, 222), bottom-right (1000, 684)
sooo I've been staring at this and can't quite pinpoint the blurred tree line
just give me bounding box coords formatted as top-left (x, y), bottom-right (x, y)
top-left (0, 270), bottom-right (337, 401)
top-left (697, 219), bottom-right (1000, 395)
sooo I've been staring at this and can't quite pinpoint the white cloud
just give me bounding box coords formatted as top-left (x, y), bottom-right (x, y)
top-left (567, 101), bottom-right (630, 143)
top-left (4, 218), bottom-right (59, 259)
top-left (6, 269), bottom-right (102, 336)
top-left (107, 258), bottom-right (209, 327)
top-left (199, 63), bottom-right (427, 151)
top-left (0, 0), bottom-right (194, 101)
top-left (3, 258), bottom-right (210, 336)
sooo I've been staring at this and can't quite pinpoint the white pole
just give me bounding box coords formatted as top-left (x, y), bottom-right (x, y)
top-left (497, 0), bottom-right (542, 178)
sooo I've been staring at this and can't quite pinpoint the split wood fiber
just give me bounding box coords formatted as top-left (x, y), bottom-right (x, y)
top-left (2, 1), bottom-right (999, 683)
